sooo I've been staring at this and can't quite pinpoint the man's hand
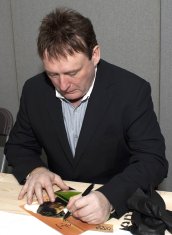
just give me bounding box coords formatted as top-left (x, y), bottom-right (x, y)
top-left (67, 191), bottom-right (112, 224)
top-left (18, 167), bottom-right (69, 204)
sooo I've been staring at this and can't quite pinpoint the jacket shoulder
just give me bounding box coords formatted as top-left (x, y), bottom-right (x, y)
top-left (22, 72), bottom-right (53, 94)
top-left (98, 59), bottom-right (150, 90)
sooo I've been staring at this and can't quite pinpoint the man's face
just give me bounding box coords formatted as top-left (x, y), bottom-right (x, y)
top-left (43, 46), bottom-right (100, 103)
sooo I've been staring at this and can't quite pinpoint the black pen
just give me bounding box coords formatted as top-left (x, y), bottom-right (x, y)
top-left (63, 183), bottom-right (94, 220)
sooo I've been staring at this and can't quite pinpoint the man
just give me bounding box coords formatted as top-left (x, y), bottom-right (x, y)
top-left (5, 7), bottom-right (168, 224)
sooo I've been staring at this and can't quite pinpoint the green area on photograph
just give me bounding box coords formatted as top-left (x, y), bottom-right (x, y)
top-left (55, 190), bottom-right (81, 202)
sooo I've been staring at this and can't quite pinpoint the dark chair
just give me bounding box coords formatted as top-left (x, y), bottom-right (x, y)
top-left (0, 108), bottom-right (13, 172)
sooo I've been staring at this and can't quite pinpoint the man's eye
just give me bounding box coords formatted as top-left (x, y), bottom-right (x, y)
top-left (69, 72), bottom-right (77, 77)
top-left (48, 73), bottom-right (59, 78)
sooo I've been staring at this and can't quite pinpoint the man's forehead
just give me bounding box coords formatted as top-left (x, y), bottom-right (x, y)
top-left (43, 50), bottom-right (89, 66)
top-left (43, 48), bottom-right (86, 61)
top-left (43, 53), bottom-right (87, 74)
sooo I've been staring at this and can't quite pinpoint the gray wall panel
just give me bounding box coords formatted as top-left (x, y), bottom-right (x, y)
top-left (160, 0), bottom-right (172, 190)
top-left (0, 0), bottom-right (19, 118)
top-left (11, 0), bottom-right (160, 115)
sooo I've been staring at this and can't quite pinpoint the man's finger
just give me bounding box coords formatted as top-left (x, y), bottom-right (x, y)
top-left (67, 194), bottom-right (82, 212)
top-left (44, 184), bottom-right (56, 202)
top-left (18, 182), bottom-right (29, 200)
top-left (53, 174), bottom-right (69, 190)
top-left (34, 182), bottom-right (45, 204)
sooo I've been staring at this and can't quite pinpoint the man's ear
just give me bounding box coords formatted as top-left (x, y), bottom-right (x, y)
top-left (92, 45), bottom-right (100, 66)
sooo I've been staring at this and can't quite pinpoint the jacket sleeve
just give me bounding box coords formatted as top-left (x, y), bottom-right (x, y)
top-left (4, 82), bottom-right (46, 184)
top-left (97, 81), bottom-right (168, 218)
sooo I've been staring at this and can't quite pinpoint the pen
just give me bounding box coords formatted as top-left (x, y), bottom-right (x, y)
top-left (63, 183), bottom-right (94, 220)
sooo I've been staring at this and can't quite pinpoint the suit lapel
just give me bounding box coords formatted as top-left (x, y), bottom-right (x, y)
top-left (74, 63), bottom-right (112, 165)
top-left (45, 80), bottom-right (74, 165)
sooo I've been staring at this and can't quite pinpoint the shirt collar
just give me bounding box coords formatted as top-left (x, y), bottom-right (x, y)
top-left (55, 67), bottom-right (97, 102)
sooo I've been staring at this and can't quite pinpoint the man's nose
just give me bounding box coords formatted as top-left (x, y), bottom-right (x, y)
top-left (58, 75), bottom-right (70, 91)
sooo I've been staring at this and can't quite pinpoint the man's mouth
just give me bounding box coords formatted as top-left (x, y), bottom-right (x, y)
top-left (62, 90), bottom-right (77, 95)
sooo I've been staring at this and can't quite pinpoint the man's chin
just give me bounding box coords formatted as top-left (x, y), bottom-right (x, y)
top-left (65, 96), bottom-right (83, 103)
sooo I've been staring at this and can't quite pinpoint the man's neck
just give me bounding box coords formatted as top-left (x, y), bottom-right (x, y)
top-left (68, 97), bottom-right (83, 108)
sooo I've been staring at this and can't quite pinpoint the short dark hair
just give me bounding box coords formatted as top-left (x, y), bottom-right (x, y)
top-left (37, 7), bottom-right (98, 60)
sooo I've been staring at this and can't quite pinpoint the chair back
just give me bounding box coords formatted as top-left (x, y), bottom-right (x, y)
top-left (0, 108), bottom-right (13, 172)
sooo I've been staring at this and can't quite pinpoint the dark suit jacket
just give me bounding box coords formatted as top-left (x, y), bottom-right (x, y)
top-left (5, 59), bottom-right (168, 217)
